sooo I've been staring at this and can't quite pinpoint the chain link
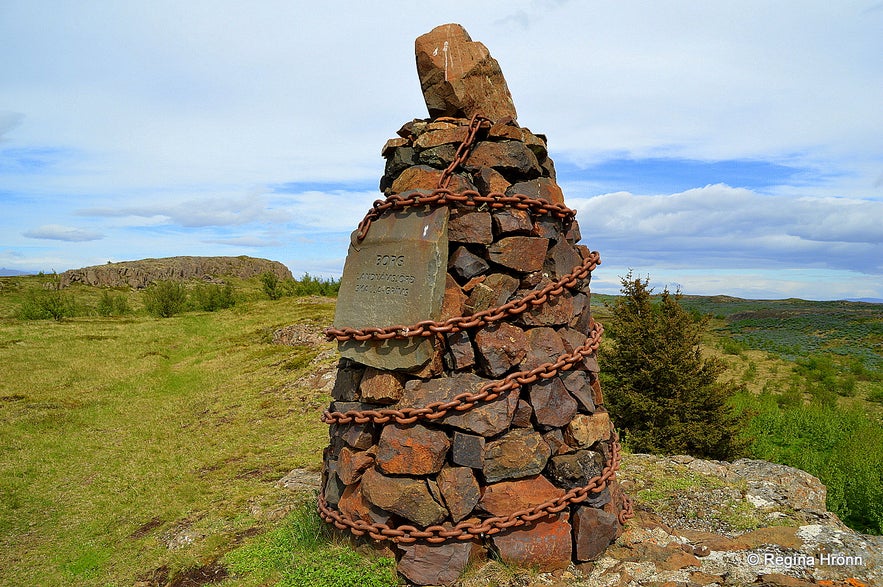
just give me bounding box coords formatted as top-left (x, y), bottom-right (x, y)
top-left (322, 321), bottom-right (603, 426)
top-left (317, 433), bottom-right (629, 543)
top-left (324, 249), bottom-right (599, 342)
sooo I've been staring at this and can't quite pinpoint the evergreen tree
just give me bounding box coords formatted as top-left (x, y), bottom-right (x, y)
top-left (601, 271), bottom-right (747, 460)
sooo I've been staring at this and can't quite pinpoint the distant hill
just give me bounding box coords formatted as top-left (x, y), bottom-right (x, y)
top-left (58, 256), bottom-right (293, 288)
top-left (0, 268), bottom-right (32, 277)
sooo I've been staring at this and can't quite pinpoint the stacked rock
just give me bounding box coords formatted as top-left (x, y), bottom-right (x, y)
top-left (319, 24), bottom-right (630, 586)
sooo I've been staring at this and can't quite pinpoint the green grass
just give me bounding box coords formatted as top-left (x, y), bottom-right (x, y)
top-left (0, 289), bottom-right (340, 586)
top-left (223, 499), bottom-right (397, 587)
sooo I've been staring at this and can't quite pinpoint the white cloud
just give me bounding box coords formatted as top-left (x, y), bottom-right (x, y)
top-left (79, 192), bottom-right (289, 228)
top-left (22, 224), bottom-right (104, 242)
top-left (571, 185), bottom-right (883, 275)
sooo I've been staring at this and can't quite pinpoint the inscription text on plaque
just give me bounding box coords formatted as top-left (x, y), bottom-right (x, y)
top-left (333, 207), bottom-right (449, 370)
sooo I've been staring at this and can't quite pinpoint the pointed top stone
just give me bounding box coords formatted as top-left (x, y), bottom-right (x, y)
top-left (415, 23), bottom-right (518, 122)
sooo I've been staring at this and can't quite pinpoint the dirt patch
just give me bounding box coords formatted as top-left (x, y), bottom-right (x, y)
top-left (272, 323), bottom-right (328, 347)
top-left (129, 517), bottom-right (164, 539)
top-left (167, 562), bottom-right (228, 587)
top-left (136, 562), bottom-right (228, 587)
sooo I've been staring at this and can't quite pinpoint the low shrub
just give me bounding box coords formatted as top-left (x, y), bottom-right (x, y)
top-left (190, 283), bottom-right (236, 312)
top-left (96, 290), bottom-right (131, 317)
top-left (143, 281), bottom-right (188, 318)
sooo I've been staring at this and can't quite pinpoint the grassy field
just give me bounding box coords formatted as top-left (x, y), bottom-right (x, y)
top-left (1, 277), bottom-right (881, 585)
top-left (0, 280), bottom-right (342, 586)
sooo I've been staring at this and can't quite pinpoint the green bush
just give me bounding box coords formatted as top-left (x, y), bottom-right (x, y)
top-left (286, 273), bottom-right (340, 297)
top-left (601, 272), bottom-right (748, 460)
top-left (735, 392), bottom-right (883, 534)
top-left (143, 281), bottom-right (188, 318)
top-left (190, 283), bottom-right (236, 312)
top-left (261, 272), bottom-right (282, 300)
top-left (96, 290), bottom-right (131, 317)
top-left (16, 274), bottom-right (76, 320)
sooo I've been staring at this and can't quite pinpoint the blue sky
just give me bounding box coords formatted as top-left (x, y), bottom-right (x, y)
top-left (1, 1), bottom-right (882, 299)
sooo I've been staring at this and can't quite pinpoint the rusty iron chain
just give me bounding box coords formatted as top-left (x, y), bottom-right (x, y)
top-left (354, 187), bottom-right (577, 243)
top-left (355, 113), bottom-right (576, 242)
top-left (324, 249), bottom-right (599, 342)
top-left (317, 433), bottom-right (630, 544)
top-left (322, 320), bottom-right (603, 427)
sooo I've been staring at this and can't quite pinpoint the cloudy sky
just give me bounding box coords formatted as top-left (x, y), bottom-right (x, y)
top-left (2, 1), bottom-right (881, 300)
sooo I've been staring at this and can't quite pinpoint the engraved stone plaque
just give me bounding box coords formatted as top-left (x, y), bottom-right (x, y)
top-left (333, 207), bottom-right (449, 370)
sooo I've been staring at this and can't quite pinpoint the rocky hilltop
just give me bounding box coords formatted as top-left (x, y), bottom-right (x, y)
top-left (59, 256), bottom-right (292, 289)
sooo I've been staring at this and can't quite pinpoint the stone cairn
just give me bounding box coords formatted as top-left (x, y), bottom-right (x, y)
top-left (319, 24), bottom-right (632, 586)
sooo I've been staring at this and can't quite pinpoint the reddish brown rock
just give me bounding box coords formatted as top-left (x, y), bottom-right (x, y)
top-left (448, 246), bottom-right (489, 281)
top-left (440, 273), bottom-right (467, 321)
top-left (491, 513), bottom-right (572, 570)
top-left (520, 326), bottom-right (567, 371)
top-left (487, 236), bottom-right (548, 273)
top-left (559, 327), bottom-right (599, 371)
top-left (449, 210), bottom-right (493, 244)
top-left (473, 322), bottom-right (528, 377)
top-left (488, 121), bottom-right (523, 140)
top-left (512, 399), bottom-right (533, 428)
top-left (528, 377), bottom-right (578, 428)
top-left (397, 541), bottom-right (474, 586)
top-left (451, 431), bottom-right (485, 469)
top-left (359, 367), bottom-right (406, 404)
top-left (414, 125), bottom-right (469, 150)
top-left (572, 505), bottom-right (619, 561)
top-left (519, 287), bottom-right (574, 326)
top-left (478, 475), bottom-right (564, 517)
top-left (474, 166), bottom-right (511, 195)
top-left (390, 166), bottom-right (473, 194)
top-left (507, 178), bottom-right (564, 206)
top-left (520, 130), bottom-right (549, 161)
top-left (492, 208), bottom-right (533, 235)
top-left (337, 446), bottom-right (376, 485)
top-left (483, 428), bottom-right (551, 483)
top-left (542, 429), bottom-right (568, 455)
top-left (437, 466), bottom-right (480, 522)
top-left (382, 137), bottom-right (409, 156)
top-left (337, 422), bottom-right (375, 450)
top-left (361, 467), bottom-right (448, 527)
top-left (465, 272), bottom-right (519, 314)
top-left (464, 141), bottom-right (541, 178)
top-left (415, 23), bottom-right (517, 121)
top-left (337, 480), bottom-right (391, 525)
top-left (376, 423), bottom-right (450, 475)
top-left (400, 373), bottom-right (518, 437)
top-left (444, 330), bottom-right (475, 370)
top-left (565, 412), bottom-right (611, 448)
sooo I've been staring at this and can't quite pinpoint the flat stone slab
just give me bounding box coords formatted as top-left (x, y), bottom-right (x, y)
top-left (334, 208), bottom-right (449, 370)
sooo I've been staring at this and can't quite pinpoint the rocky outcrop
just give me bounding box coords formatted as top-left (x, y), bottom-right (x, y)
top-left (282, 454), bottom-right (883, 586)
top-left (556, 454), bottom-right (882, 587)
top-left (58, 256), bottom-right (292, 288)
